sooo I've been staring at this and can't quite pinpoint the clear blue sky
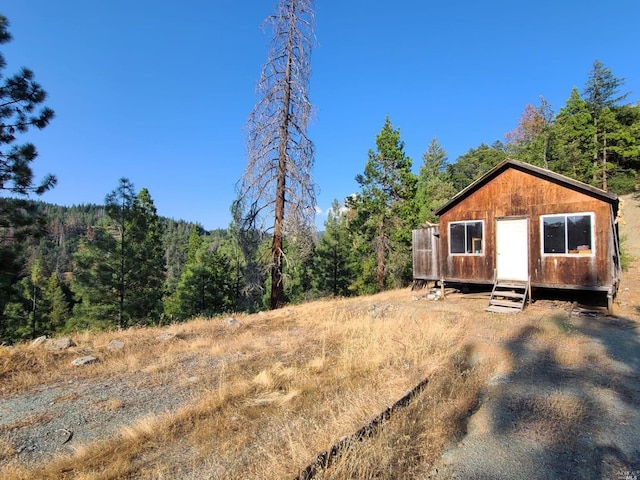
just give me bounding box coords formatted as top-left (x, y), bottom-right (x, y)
top-left (3, 0), bottom-right (639, 230)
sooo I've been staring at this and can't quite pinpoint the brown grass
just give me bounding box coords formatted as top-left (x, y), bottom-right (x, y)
top-left (0, 289), bottom-right (619, 479)
top-left (0, 413), bottom-right (54, 434)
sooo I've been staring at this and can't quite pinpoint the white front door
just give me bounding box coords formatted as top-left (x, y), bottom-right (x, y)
top-left (496, 218), bottom-right (529, 281)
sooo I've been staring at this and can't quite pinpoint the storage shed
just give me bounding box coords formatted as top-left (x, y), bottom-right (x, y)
top-left (412, 223), bottom-right (440, 288)
top-left (415, 159), bottom-right (621, 313)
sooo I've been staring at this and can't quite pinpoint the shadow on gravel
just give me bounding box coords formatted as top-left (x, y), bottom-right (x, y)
top-left (491, 317), bottom-right (640, 479)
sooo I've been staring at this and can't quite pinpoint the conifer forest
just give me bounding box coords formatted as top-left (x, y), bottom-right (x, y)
top-left (1, 4), bottom-right (639, 344)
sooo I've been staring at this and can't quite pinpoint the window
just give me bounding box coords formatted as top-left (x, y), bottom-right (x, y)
top-left (542, 213), bottom-right (594, 255)
top-left (449, 221), bottom-right (483, 254)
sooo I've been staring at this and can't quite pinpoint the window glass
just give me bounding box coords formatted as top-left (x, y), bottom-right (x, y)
top-left (467, 222), bottom-right (483, 254)
top-left (567, 215), bottom-right (592, 252)
top-left (542, 213), bottom-right (593, 255)
top-left (450, 223), bottom-right (465, 254)
top-left (543, 216), bottom-right (566, 253)
top-left (450, 221), bottom-right (483, 254)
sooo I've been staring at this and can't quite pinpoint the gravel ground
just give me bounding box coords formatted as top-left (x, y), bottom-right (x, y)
top-left (1, 374), bottom-right (196, 467)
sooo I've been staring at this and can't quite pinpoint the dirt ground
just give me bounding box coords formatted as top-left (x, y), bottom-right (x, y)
top-left (428, 194), bottom-right (640, 480)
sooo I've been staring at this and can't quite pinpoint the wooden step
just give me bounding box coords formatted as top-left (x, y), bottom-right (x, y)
top-left (495, 281), bottom-right (528, 288)
top-left (491, 290), bottom-right (525, 299)
top-left (487, 277), bottom-right (530, 314)
top-left (488, 299), bottom-right (524, 308)
top-left (486, 305), bottom-right (523, 313)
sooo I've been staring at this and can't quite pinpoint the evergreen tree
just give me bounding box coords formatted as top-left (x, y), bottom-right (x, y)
top-left (71, 224), bottom-right (120, 330)
top-left (0, 14), bottom-right (55, 197)
top-left (25, 257), bottom-right (44, 338)
top-left (0, 14), bottom-right (55, 340)
top-left (166, 237), bottom-right (235, 321)
top-left (42, 272), bottom-right (69, 333)
top-left (214, 226), bottom-right (246, 311)
top-left (162, 218), bottom-right (197, 298)
top-left (127, 188), bottom-right (165, 324)
top-left (105, 178), bottom-right (136, 328)
top-left (347, 117), bottom-right (416, 291)
top-left (549, 87), bottom-right (595, 182)
top-left (278, 225), bottom-right (315, 304)
top-left (312, 200), bottom-right (354, 296)
top-left (446, 142), bottom-right (507, 192)
top-left (606, 103), bottom-right (640, 193)
top-left (72, 180), bottom-right (165, 329)
top-left (413, 138), bottom-right (456, 225)
top-left (583, 60), bottom-right (630, 188)
top-left (186, 224), bottom-right (202, 265)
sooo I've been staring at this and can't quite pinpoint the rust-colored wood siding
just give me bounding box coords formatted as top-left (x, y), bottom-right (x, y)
top-left (412, 226), bottom-right (440, 280)
top-left (439, 168), bottom-right (615, 289)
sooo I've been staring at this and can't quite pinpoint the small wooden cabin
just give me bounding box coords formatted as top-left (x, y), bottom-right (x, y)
top-left (413, 159), bottom-right (621, 312)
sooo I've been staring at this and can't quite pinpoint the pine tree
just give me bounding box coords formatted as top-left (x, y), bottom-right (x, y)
top-left (0, 14), bottom-right (55, 340)
top-left (583, 60), bottom-right (629, 189)
top-left (312, 200), bottom-right (354, 296)
top-left (549, 87), bottom-right (595, 183)
top-left (0, 14), bottom-right (55, 197)
top-left (162, 218), bottom-right (196, 298)
top-left (166, 237), bottom-right (235, 321)
top-left (606, 103), bottom-right (640, 192)
top-left (127, 188), bottom-right (165, 324)
top-left (348, 117), bottom-right (416, 291)
top-left (42, 272), bottom-right (69, 333)
top-left (414, 138), bottom-right (455, 225)
top-left (72, 181), bottom-right (165, 329)
top-left (104, 178), bottom-right (136, 328)
top-left (71, 224), bottom-right (120, 330)
top-left (445, 142), bottom-right (507, 192)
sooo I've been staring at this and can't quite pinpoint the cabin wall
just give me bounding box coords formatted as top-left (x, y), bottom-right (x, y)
top-left (412, 226), bottom-right (440, 280)
top-left (438, 168), bottom-right (615, 289)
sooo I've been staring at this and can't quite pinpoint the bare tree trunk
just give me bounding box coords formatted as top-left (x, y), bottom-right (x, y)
top-left (118, 201), bottom-right (125, 329)
top-left (236, 0), bottom-right (316, 311)
top-left (376, 217), bottom-right (385, 291)
top-left (31, 283), bottom-right (37, 339)
top-left (270, 7), bottom-right (294, 309)
top-left (593, 118), bottom-right (599, 185)
top-left (542, 134), bottom-right (549, 170)
top-left (602, 135), bottom-right (608, 191)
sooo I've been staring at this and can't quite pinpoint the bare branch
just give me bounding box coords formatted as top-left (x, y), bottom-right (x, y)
top-left (236, 0), bottom-right (317, 309)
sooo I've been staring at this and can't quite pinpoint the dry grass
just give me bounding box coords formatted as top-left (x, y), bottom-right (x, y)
top-left (0, 413), bottom-right (54, 435)
top-left (0, 289), bottom-right (622, 479)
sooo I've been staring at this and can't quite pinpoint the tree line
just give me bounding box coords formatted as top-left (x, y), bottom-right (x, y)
top-left (1, 3), bottom-right (639, 343)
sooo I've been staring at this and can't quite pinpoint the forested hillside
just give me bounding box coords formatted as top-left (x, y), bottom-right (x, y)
top-left (0, 193), bottom-right (230, 342)
top-left (1, 0), bottom-right (639, 345)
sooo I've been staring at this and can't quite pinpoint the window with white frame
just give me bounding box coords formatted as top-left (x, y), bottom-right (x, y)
top-left (449, 221), bottom-right (483, 255)
top-left (542, 213), bottom-right (594, 255)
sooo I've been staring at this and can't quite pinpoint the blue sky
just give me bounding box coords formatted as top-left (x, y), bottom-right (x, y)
top-left (2, 1), bottom-right (639, 230)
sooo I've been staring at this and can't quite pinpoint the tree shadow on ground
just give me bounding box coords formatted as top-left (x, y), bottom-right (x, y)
top-left (490, 315), bottom-right (640, 479)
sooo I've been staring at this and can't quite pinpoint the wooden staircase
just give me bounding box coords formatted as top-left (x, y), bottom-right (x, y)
top-left (486, 278), bottom-right (530, 313)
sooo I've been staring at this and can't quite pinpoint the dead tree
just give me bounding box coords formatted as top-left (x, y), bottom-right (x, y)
top-left (235, 0), bottom-right (316, 309)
